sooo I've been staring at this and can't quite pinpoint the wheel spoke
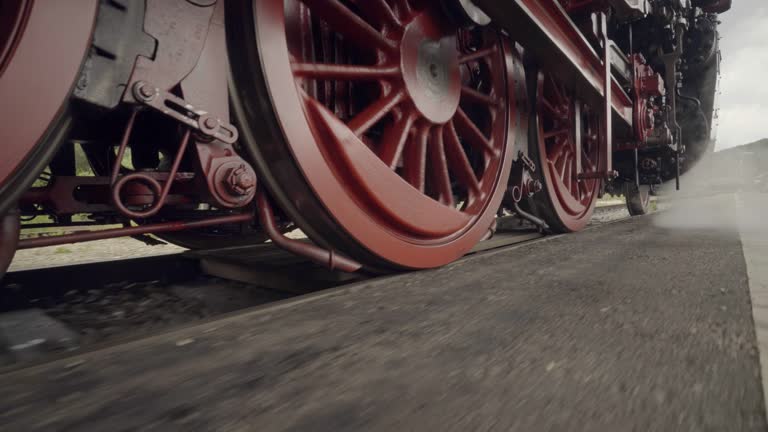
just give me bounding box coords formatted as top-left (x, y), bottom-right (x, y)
top-left (555, 150), bottom-right (567, 178)
top-left (548, 75), bottom-right (566, 105)
top-left (391, 0), bottom-right (412, 16)
top-left (354, 0), bottom-right (401, 29)
top-left (573, 177), bottom-right (580, 200)
top-left (347, 89), bottom-right (406, 136)
top-left (292, 63), bottom-right (400, 80)
top-left (318, 21), bottom-right (334, 105)
top-left (454, 107), bottom-right (496, 156)
top-left (444, 121), bottom-right (481, 199)
top-left (460, 46), bottom-right (495, 64)
top-left (541, 98), bottom-right (562, 119)
top-left (543, 128), bottom-right (569, 140)
top-left (582, 148), bottom-right (596, 171)
top-left (428, 125), bottom-right (455, 207)
top-left (461, 86), bottom-right (496, 107)
top-left (552, 138), bottom-right (568, 165)
top-left (378, 110), bottom-right (417, 168)
top-left (403, 125), bottom-right (429, 192)
top-left (299, 0), bottom-right (398, 54)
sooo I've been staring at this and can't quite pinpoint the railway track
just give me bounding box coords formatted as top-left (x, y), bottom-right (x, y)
top-left (0, 206), bottom-right (640, 371)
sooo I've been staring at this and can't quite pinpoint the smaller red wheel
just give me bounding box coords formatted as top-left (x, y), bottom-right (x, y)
top-left (527, 71), bottom-right (602, 232)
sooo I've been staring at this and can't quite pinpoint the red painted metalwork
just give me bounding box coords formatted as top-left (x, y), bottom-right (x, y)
top-left (0, 0), bottom-right (97, 191)
top-left (122, 0), bottom-right (256, 212)
top-left (111, 127), bottom-right (193, 218)
top-left (242, 0), bottom-right (515, 269)
top-left (20, 175), bottom-right (197, 216)
top-left (179, 1), bottom-right (258, 209)
top-left (558, 0), bottom-right (607, 15)
top-left (17, 213), bottom-right (253, 250)
top-left (631, 54), bottom-right (667, 145)
top-left (473, 0), bottom-right (633, 127)
top-left (256, 189), bottom-right (362, 273)
top-left (0, 0), bottom-right (31, 77)
top-left (0, 0), bottom-right (734, 272)
top-left (598, 12), bottom-right (615, 179)
top-left (533, 71), bottom-right (601, 232)
top-left (110, 109), bottom-right (139, 185)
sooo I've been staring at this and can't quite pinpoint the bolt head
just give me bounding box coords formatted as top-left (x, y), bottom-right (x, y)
top-left (204, 117), bottom-right (218, 129)
top-left (238, 172), bottom-right (256, 189)
top-left (226, 165), bottom-right (256, 196)
top-left (133, 82), bottom-right (157, 102)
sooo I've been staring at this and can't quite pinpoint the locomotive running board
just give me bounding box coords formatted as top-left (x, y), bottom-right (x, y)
top-left (474, 0), bottom-right (633, 130)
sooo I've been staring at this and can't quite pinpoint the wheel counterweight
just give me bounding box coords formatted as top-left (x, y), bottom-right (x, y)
top-left (227, 0), bottom-right (516, 270)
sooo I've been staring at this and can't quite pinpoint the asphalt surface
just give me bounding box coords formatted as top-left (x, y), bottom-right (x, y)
top-left (0, 194), bottom-right (765, 432)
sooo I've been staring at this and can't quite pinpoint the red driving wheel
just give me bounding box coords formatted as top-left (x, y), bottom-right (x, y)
top-left (528, 71), bottom-right (601, 232)
top-left (227, 0), bottom-right (517, 269)
top-left (0, 0), bottom-right (98, 215)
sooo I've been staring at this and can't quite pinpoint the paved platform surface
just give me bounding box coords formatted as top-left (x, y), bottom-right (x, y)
top-left (1, 193), bottom-right (766, 431)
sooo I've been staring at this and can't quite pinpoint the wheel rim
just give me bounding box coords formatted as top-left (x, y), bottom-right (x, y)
top-left (244, 0), bottom-right (514, 269)
top-left (534, 72), bottom-right (600, 232)
top-left (0, 0), bottom-right (31, 77)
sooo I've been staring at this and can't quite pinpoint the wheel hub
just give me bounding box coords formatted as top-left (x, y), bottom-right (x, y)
top-left (401, 15), bottom-right (460, 124)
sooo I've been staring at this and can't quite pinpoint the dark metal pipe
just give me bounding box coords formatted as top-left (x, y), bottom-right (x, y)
top-left (17, 213), bottom-right (252, 249)
top-left (513, 202), bottom-right (549, 232)
top-left (256, 189), bottom-right (362, 273)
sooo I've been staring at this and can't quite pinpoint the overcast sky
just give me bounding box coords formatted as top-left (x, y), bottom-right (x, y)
top-left (714, 0), bottom-right (767, 150)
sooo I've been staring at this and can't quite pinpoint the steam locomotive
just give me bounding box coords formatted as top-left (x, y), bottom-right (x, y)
top-left (0, 0), bottom-right (730, 277)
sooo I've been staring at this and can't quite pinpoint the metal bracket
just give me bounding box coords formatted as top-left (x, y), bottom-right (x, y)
top-left (506, 151), bottom-right (542, 204)
top-left (132, 81), bottom-right (239, 144)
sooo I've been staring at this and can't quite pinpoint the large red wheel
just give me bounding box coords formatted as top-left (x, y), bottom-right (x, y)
top-left (0, 0), bottom-right (98, 216)
top-left (527, 71), bottom-right (601, 232)
top-left (227, 0), bottom-right (516, 269)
